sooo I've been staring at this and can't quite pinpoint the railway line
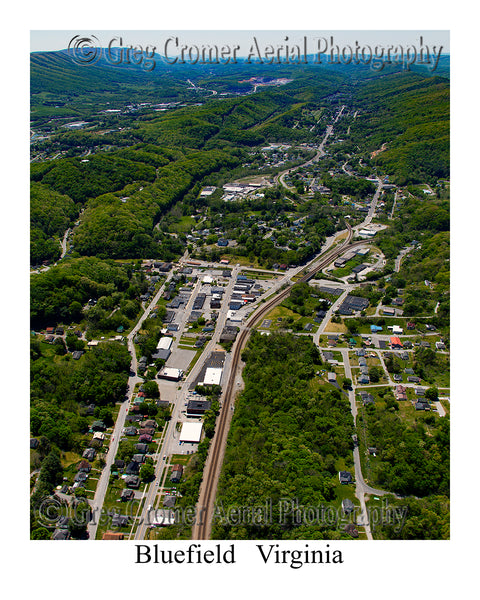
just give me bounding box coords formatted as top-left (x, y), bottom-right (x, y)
top-left (192, 224), bottom-right (370, 539)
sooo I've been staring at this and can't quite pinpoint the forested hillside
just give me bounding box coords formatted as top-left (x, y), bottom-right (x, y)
top-left (213, 332), bottom-right (355, 540)
top-left (350, 73), bottom-right (449, 184)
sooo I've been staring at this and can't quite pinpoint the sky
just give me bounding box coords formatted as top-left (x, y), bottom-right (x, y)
top-left (30, 29), bottom-right (450, 54)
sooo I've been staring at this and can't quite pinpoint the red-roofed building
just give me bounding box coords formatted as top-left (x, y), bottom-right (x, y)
top-left (390, 336), bottom-right (403, 348)
top-left (102, 531), bottom-right (124, 540)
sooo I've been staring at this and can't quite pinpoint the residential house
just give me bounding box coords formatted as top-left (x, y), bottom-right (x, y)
top-left (111, 514), bottom-right (129, 528)
top-left (91, 421), bottom-right (106, 432)
top-left (52, 529), bottom-right (70, 540)
top-left (135, 443), bottom-right (149, 454)
top-left (120, 489), bottom-right (135, 502)
top-left (102, 531), bottom-right (124, 540)
top-left (360, 392), bottom-right (375, 406)
top-left (344, 524), bottom-right (359, 538)
top-left (163, 496), bottom-right (177, 508)
top-left (125, 461), bottom-right (140, 475)
top-left (342, 498), bottom-right (355, 515)
top-left (77, 460), bottom-right (91, 473)
top-left (125, 476), bottom-right (140, 489)
top-left (415, 401), bottom-right (430, 411)
top-left (139, 427), bottom-right (155, 437)
top-left (82, 448), bottom-right (96, 461)
top-left (84, 403), bottom-right (96, 416)
top-left (124, 426), bottom-right (138, 436)
top-left (170, 464), bottom-right (184, 483)
top-left (390, 336), bottom-right (403, 349)
top-left (339, 471), bottom-right (353, 484)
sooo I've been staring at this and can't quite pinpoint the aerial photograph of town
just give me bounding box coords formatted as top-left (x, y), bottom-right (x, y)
top-left (28, 28), bottom-right (452, 550)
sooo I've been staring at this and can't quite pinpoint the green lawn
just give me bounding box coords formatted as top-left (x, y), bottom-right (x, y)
top-left (169, 216), bottom-right (196, 233)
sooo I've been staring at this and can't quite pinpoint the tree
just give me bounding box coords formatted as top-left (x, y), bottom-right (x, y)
top-left (346, 319), bottom-right (359, 334)
top-left (65, 332), bottom-right (85, 352)
top-left (140, 462), bottom-right (155, 482)
top-left (31, 527), bottom-right (51, 540)
top-left (38, 450), bottom-right (63, 491)
top-left (369, 366), bottom-right (383, 383)
top-left (138, 402), bottom-right (158, 417)
top-left (117, 440), bottom-right (135, 463)
top-left (142, 380), bottom-right (160, 398)
top-left (425, 387), bottom-right (439, 401)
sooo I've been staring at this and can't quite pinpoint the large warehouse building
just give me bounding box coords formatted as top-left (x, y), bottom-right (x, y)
top-left (202, 367), bottom-right (223, 386)
top-left (157, 337), bottom-right (173, 351)
top-left (179, 422), bottom-right (203, 443)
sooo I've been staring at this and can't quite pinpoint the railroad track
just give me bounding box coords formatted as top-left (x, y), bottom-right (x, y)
top-left (192, 225), bottom-right (368, 539)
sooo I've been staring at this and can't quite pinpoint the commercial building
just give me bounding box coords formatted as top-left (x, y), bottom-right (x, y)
top-left (203, 367), bottom-right (223, 386)
top-left (186, 400), bottom-right (212, 416)
top-left (158, 367), bottom-right (183, 381)
top-left (157, 337), bottom-right (173, 351)
top-left (179, 422), bottom-right (203, 443)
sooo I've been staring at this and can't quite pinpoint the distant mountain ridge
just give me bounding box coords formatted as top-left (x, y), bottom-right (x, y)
top-left (31, 48), bottom-right (450, 98)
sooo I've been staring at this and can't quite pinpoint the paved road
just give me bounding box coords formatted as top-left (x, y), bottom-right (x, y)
top-left (336, 347), bottom-right (402, 539)
top-left (133, 264), bottom-right (243, 539)
top-left (394, 245), bottom-right (414, 272)
top-left (274, 120), bottom-right (335, 189)
top-left (87, 271), bottom-right (174, 539)
top-left (60, 228), bottom-right (70, 258)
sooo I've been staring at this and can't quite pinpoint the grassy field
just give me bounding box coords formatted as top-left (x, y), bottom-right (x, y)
top-left (169, 216), bottom-right (196, 233)
top-left (323, 320), bottom-right (348, 334)
top-left (220, 254), bottom-right (261, 268)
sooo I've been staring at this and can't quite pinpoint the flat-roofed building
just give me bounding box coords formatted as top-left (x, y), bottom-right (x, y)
top-left (186, 400), bottom-right (212, 416)
top-left (158, 367), bottom-right (183, 381)
top-left (203, 367), bottom-right (223, 386)
top-left (179, 422), bottom-right (203, 443)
